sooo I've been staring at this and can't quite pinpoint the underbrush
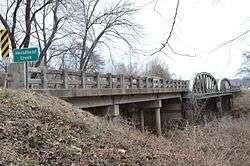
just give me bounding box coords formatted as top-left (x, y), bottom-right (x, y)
top-left (233, 90), bottom-right (250, 116)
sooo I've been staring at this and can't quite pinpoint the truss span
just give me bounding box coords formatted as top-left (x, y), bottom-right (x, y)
top-left (192, 72), bottom-right (218, 94)
top-left (220, 78), bottom-right (232, 92)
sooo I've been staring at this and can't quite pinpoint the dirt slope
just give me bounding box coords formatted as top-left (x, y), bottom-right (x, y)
top-left (0, 89), bottom-right (249, 165)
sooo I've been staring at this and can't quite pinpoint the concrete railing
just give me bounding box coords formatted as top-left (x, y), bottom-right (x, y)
top-left (27, 67), bottom-right (189, 90)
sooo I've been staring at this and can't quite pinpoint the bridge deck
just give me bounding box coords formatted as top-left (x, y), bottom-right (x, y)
top-left (184, 90), bottom-right (241, 100)
top-left (33, 88), bottom-right (189, 98)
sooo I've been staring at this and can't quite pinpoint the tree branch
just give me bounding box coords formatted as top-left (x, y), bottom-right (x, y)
top-left (151, 0), bottom-right (180, 56)
top-left (210, 30), bottom-right (250, 53)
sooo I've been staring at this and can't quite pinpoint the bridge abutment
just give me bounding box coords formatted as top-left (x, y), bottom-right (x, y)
top-left (7, 63), bottom-right (26, 89)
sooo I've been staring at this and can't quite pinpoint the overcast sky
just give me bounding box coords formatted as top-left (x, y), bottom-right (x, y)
top-left (1, 0), bottom-right (249, 80)
top-left (113, 0), bottom-right (250, 80)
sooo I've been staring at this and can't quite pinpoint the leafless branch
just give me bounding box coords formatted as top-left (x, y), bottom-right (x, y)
top-left (210, 30), bottom-right (250, 53)
top-left (168, 43), bottom-right (196, 57)
top-left (150, 0), bottom-right (181, 56)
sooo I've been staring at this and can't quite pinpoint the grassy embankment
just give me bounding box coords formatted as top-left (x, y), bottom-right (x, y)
top-left (0, 89), bottom-right (249, 165)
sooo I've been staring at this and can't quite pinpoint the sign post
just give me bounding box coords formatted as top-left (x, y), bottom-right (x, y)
top-left (13, 48), bottom-right (39, 89)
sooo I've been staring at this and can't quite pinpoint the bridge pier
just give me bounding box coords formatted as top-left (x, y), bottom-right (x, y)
top-left (137, 100), bottom-right (162, 136)
top-left (216, 97), bottom-right (223, 117)
top-left (140, 110), bottom-right (145, 133)
top-left (229, 96), bottom-right (234, 110)
top-left (155, 107), bottom-right (162, 136)
top-left (103, 104), bottom-right (120, 120)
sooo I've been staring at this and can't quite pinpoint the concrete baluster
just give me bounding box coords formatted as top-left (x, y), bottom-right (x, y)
top-left (145, 77), bottom-right (149, 88)
top-left (41, 67), bottom-right (48, 89)
top-left (81, 71), bottom-right (86, 88)
top-left (165, 80), bottom-right (169, 89)
top-left (137, 77), bottom-right (142, 88)
top-left (119, 74), bottom-right (125, 88)
top-left (162, 79), bottom-right (166, 88)
top-left (95, 72), bottom-right (100, 88)
top-left (107, 73), bottom-right (112, 88)
top-left (63, 69), bottom-right (68, 89)
top-left (129, 76), bottom-right (133, 88)
top-left (151, 78), bottom-right (154, 88)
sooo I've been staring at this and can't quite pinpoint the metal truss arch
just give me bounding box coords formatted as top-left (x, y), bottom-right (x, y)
top-left (220, 78), bottom-right (231, 92)
top-left (192, 72), bottom-right (218, 94)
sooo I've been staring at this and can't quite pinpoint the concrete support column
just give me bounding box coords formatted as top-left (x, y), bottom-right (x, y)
top-left (103, 104), bottom-right (120, 121)
top-left (41, 67), bottom-right (48, 89)
top-left (111, 104), bottom-right (120, 117)
top-left (229, 97), bottom-right (234, 110)
top-left (153, 100), bottom-right (162, 137)
top-left (216, 97), bottom-right (223, 116)
top-left (119, 74), bottom-right (125, 88)
top-left (155, 107), bottom-right (162, 136)
top-left (140, 110), bottom-right (145, 133)
top-left (137, 99), bottom-right (162, 136)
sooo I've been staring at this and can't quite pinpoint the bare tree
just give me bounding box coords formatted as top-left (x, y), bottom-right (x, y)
top-left (238, 51), bottom-right (250, 78)
top-left (63, 0), bottom-right (140, 71)
top-left (0, 0), bottom-right (53, 49)
top-left (0, 0), bottom-right (56, 71)
top-left (33, 0), bottom-right (66, 66)
top-left (83, 51), bottom-right (105, 72)
top-left (145, 58), bottom-right (171, 79)
top-left (114, 62), bottom-right (141, 75)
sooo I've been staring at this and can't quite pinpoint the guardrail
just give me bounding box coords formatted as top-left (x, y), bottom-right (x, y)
top-left (27, 67), bottom-right (190, 90)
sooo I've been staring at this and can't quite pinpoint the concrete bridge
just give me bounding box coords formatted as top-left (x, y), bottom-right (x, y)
top-left (6, 64), bottom-right (241, 136)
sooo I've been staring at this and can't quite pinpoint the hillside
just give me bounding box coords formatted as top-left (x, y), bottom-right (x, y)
top-left (0, 89), bottom-right (249, 165)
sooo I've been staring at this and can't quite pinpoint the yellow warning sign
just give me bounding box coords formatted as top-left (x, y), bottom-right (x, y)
top-left (0, 30), bottom-right (10, 60)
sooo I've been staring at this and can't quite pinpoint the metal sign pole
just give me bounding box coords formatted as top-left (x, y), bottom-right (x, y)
top-left (3, 58), bottom-right (10, 89)
top-left (25, 61), bottom-right (28, 89)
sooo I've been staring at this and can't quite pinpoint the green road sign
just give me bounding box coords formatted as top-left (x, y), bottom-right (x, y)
top-left (13, 48), bottom-right (39, 62)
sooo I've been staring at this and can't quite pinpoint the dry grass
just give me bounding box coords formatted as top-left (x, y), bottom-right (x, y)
top-left (233, 89), bottom-right (250, 115)
top-left (0, 89), bottom-right (249, 165)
